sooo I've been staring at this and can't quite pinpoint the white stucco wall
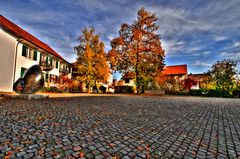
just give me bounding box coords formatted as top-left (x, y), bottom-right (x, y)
top-left (15, 43), bottom-right (40, 81)
top-left (124, 79), bottom-right (135, 86)
top-left (15, 44), bottom-right (64, 84)
top-left (0, 28), bottom-right (72, 92)
top-left (0, 28), bottom-right (17, 92)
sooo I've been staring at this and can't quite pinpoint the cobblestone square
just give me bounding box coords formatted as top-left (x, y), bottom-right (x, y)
top-left (0, 95), bottom-right (240, 158)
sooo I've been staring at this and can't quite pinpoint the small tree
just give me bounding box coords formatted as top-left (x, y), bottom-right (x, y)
top-left (208, 59), bottom-right (239, 92)
top-left (74, 28), bottom-right (110, 93)
top-left (183, 77), bottom-right (197, 91)
top-left (155, 73), bottom-right (168, 89)
top-left (108, 8), bottom-right (165, 94)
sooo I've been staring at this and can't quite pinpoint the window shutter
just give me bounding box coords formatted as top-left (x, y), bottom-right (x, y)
top-left (50, 57), bottom-right (53, 66)
top-left (56, 61), bottom-right (58, 69)
top-left (45, 73), bottom-right (49, 82)
top-left (33, 50), bottom-right (38, 61)
top-left (22, 45), bottom-right (27, 57)
top-left (46, 56), bottom-right (49, 65)
top-left (40, 53), bottom-right (42, 62)
top-left (20, 67), bottom-right (26, 78)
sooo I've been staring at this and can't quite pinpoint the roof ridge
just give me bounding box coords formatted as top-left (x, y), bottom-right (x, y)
top-left (166, 64), bottom-right (187, 67)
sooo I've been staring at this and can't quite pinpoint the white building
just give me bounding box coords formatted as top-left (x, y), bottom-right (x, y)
top-left (0, 15), bottom-right (72, 92)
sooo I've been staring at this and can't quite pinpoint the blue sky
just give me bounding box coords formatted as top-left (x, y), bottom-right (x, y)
top-left (0, 0), bottom-right (239, 74)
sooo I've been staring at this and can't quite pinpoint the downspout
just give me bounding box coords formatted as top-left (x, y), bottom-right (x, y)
top-left (12, 40), bottom-right (21, 87)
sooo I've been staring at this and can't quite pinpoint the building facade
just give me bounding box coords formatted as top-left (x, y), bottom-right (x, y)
top-left (162, 64), bottom-right (188, 91)
top-left (189, 73), bottom-right (211, 90)
top-left (0, 15), bottom-right (72, 92)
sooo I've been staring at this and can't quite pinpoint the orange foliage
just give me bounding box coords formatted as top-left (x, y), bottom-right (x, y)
top-left (75, 28), bottom-right (110, 92)
top-left (156, 73), bottom-right (168, 89)
top-left (108, 8), bottom-right (165, 94)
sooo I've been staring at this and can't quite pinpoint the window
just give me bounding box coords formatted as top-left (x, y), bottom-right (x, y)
top-left (28, 49), bottom-right (32, 59)
top-left (125, 79), bottom-right (130, 83)
top-left (33, 50), bottom-right (38, 61)
top-left (22, 45), bottom-right (34, 60)
top-left (22, 45), bottom-right (27, 57)
top-left (20, 67), bottom-right (27, 78)
top-left (56, 61), bottom-right (59, 69)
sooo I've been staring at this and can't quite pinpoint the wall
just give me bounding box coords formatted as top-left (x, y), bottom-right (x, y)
top-left (15, 43), bottom-right (66, 87)
top-left (14, 43), bottom-right (40, 81)
top-left (0, 28), bottom-right (72, 91)
top-left (123, 79), bottom-right (135, 87)
top-left (0, 28), bottom-right (17, 92)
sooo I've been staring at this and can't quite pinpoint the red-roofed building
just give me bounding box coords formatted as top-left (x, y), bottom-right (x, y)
top-left (0, 15), bottom-right (72, 92)
top-left (162, 64), bottom-right (187, 75)
top-left (119, 65), bottom-right (188, 90)
top-left (162, 64), bottom-right (188, 91)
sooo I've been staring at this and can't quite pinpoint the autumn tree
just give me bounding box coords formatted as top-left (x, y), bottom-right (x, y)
top-left (183, 77), bottom-right (197, 91)
top-left (74, 28), bottom-right (110, 93)
top-left (208, 58), bottom-right (239, 92)
top-left (108, 8), bottom-right (165, 94)
top-left (155, 73), bottom-right (168, 89)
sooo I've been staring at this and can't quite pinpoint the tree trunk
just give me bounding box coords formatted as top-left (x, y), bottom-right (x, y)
top-left (136, 42), bottom-right (141, 94)
top-left (141, 85), bottom-right (145, 94)
top-left (87, 84), bottom-right (91, 93)
top-left (136, 73), bottom-right (140, 94)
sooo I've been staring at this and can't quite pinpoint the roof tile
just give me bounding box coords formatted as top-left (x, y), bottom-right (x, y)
top-left (163, 64), bottom-right (187, 75)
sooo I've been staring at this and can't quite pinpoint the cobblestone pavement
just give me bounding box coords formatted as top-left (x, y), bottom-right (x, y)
top-left (0, 95), bottom-right (240, 159)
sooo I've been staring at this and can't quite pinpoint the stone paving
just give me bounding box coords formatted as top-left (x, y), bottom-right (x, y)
top-left (0, 95), bottom-right (240, 159)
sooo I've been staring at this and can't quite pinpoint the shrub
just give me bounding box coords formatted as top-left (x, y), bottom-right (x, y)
top-left (114, 86), bottom-right (134, 93)
top-left (99, 85), bottom-right (107, 93)
top-left (206, 89), bottom-right (232, 97)
top-left (189, 89), bottom-right (205, 96)
top-left (41, 87), bottom-right (63, 93)
top-left (232, 89), bottom-right (240, 98)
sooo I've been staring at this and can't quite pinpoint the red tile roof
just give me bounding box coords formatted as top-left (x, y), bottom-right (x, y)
top-left (0, 15), bottom-right (69, 64)
top-left (163, 64), bottom-right (187, 75)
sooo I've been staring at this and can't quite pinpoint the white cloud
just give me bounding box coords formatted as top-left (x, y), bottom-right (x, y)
top-left (234, 41), bottom-right (240, 47)
top-left (220, 51), bottom-right (240, 59)
top-left (224, 41), bottom-right (240, 50)
top-left (213, 36), bottom-right (228, 41)
top-left (202, 51), bottom-right (210, 55)
top-left (192, 60), bottom-right (211, 67)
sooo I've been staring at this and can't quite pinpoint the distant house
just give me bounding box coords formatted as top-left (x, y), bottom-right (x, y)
top-left (120, 64), bottom-right (188, 90)
top-left (189, 73), bottom-right (211, 90)
top-left (162, 64), bottom-right (188, 91)
top-left (121, 72), bottom-right (135, 87)
top-left (162, 64), bottom-right (188, 80)
top-left (0, 15), bottom-right (72, 92)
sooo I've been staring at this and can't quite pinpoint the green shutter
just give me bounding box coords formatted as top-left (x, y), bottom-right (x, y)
top-left (22, 45), bottom-right (27, 57)
top-left (40, 53), bottom-right (42, 62)
top-left (50, 57), bottom-right (53, 66)
top-left (56, 61), bottom-right (58, 68)
top-left (45, 73), bottom-right (49, 82)
top-left (46, 56), bottom-right (49, 63)
top-left (33, 50), bottom-right (38, 61)
top-left (20, 67), bottom-right (26, 78)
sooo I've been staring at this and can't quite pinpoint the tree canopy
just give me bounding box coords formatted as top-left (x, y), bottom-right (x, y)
top-left (208, 58), bottom-right (239, 92)
top-left (108, 8), bottom-right (165, 94)
top-left (74, 28), bottom-right (110, 92)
